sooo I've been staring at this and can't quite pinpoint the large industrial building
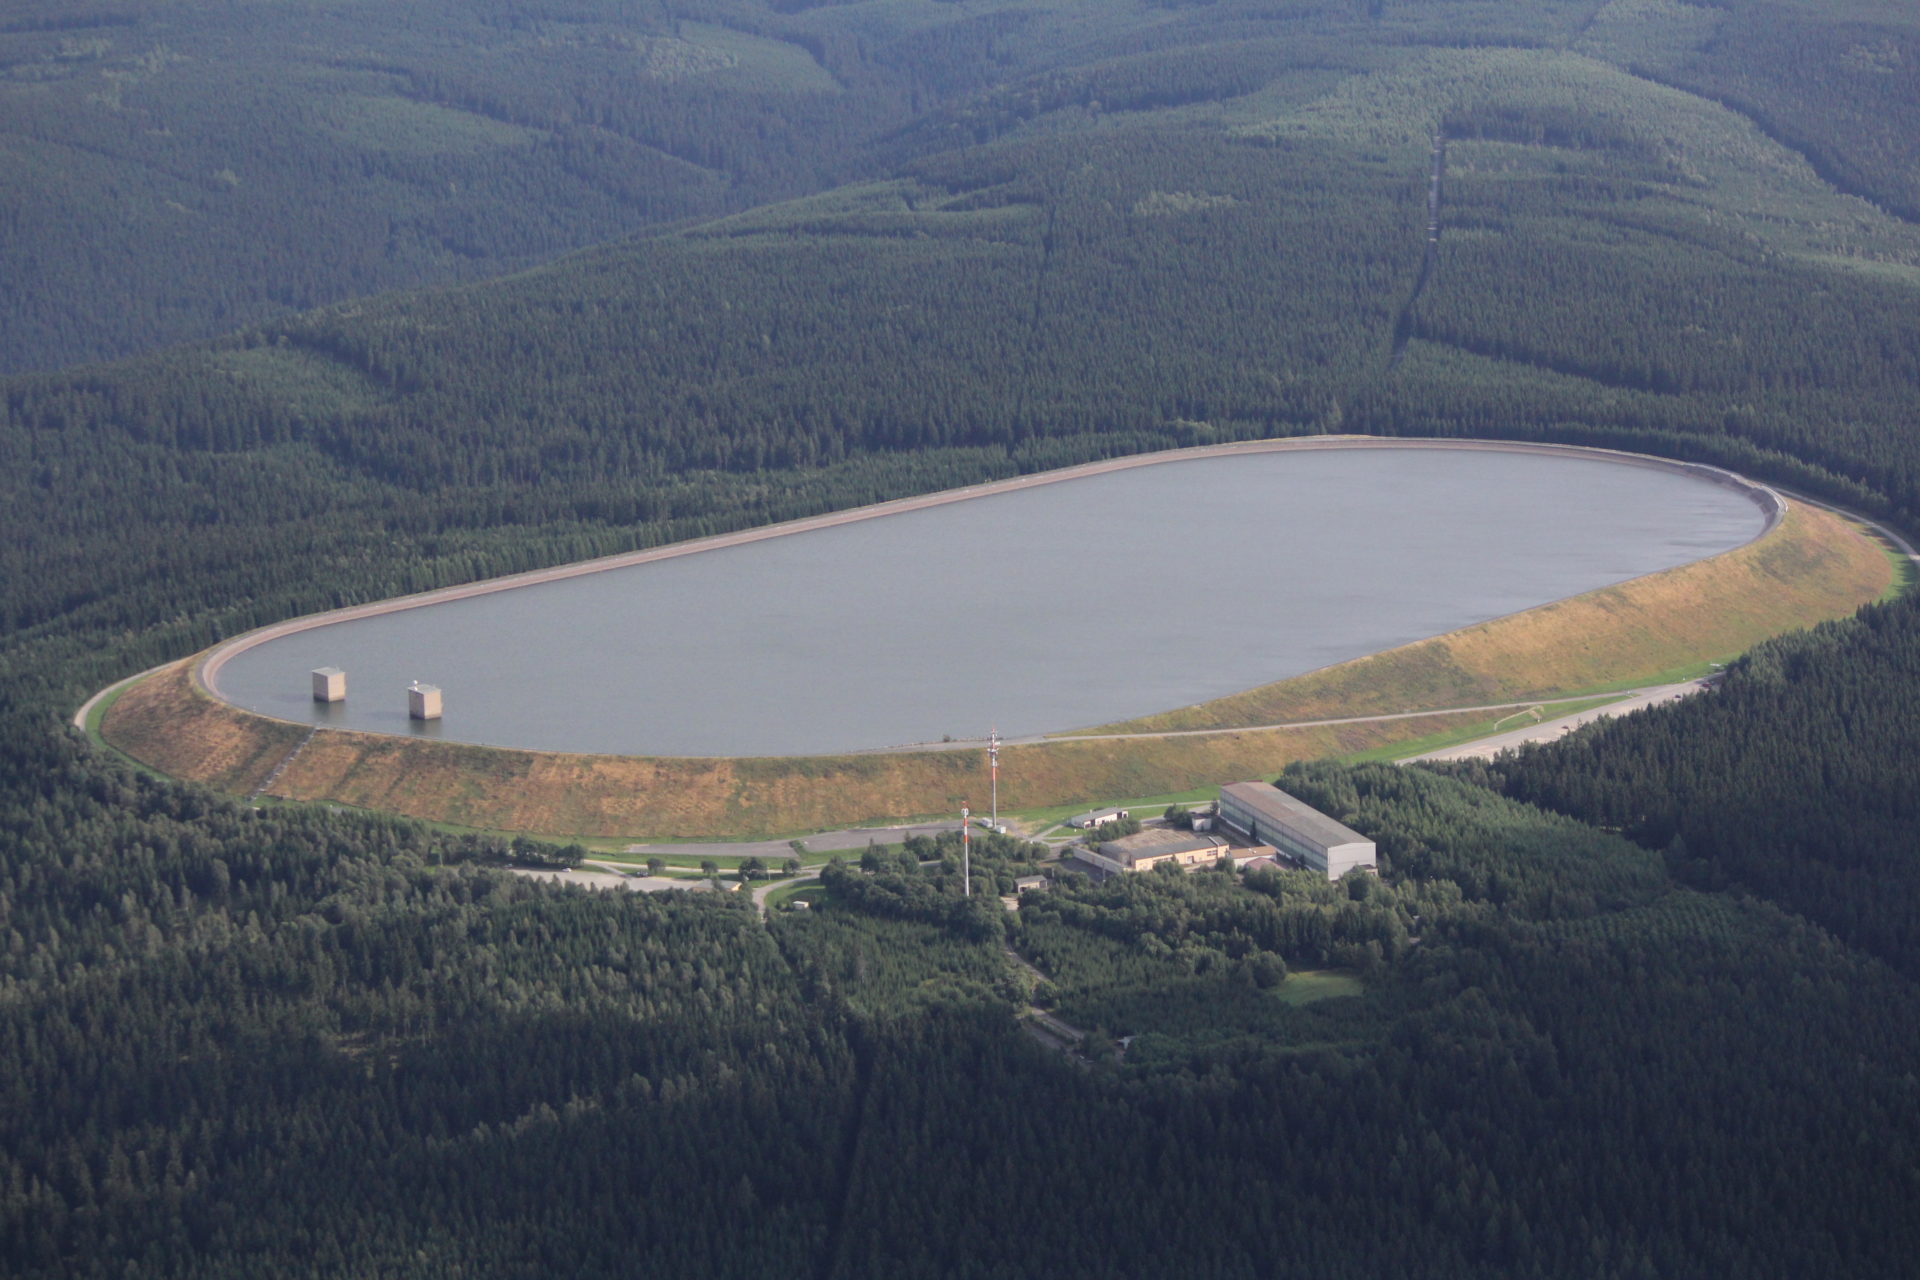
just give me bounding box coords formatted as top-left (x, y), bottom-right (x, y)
top-left (1217, 781), bottom-right (1376, 880)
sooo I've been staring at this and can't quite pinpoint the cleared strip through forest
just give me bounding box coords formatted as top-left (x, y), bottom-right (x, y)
top-left (1387, 129), bottom-right (1446, 370)
top-left (813, 1024), bottom-right (874, 1280)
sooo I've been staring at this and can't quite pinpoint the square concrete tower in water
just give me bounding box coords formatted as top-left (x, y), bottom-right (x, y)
top-left (311, 667), bottom-right (346, 703)
top-left (408, 682), bottom-right (442, 721)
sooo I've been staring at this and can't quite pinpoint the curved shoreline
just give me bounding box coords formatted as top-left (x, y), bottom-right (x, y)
top-left (189, 435), bottom-right (1786, 737)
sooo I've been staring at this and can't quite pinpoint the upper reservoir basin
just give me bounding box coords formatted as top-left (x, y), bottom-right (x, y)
top-left (207, 443), bottom-right (1770, 756)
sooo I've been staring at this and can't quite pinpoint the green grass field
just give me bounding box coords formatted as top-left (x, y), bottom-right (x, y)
top-left (1879, 545), bottom-right (1918, 603)
top-left (1010, 787), bottom-right (1222, 833)
top-left (1275, 970), bottom-right (1365, 1005)
top-left (765, 880), bottom-right (829, 911)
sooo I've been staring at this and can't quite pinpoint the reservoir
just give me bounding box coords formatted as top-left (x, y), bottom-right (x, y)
top-left (207, 443), bottom-right (1771, 757)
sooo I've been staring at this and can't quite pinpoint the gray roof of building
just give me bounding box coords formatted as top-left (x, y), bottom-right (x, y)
top-left (1098, 828), bottom-right (1226, 862)
top-left (1219, 782), bottom-right (1371, 850)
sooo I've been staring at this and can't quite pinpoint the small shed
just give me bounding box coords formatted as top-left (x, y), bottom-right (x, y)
top-left (1066, 807), bottom-right (1129, 830)
top-left (1230, 845), bottom-right (1278, 868)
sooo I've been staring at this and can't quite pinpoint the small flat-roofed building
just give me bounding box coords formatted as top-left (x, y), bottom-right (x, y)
top-left (311, 667), bottom-right (346, 703)
top-left (1229, 845), bottom-right (1278, 869)
top-left (408, 681), bottom-right (443, 721)
top-left (1002, 876), bottom-right (1048, 911)
top-left (1088, 828), bottom-right (1229, 874)
top-left (1067, 807), bottom-right (1130, 830)
top-left (1057, 851), bottom-right (1114, 882)
top-left (1218, 782), bottom-right (1375, 880)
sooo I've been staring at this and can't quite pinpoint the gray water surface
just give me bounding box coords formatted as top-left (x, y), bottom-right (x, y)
top-left (213, 449), bottom-right (1767, 756)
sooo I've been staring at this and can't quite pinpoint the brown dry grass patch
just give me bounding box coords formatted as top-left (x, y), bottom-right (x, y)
top-left (264, 711), bottom-right (1482, 838)
top-left (101, 660), bottom-right (1482, 838)
top-left (101, 662), bottom-right (309, 794)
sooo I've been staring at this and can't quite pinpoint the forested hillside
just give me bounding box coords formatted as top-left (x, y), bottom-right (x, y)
top-left (1455, 591), bottom-right (1920, 982)
top-left (12, 0), bottom-right (1920, 378)
top-left (11, 1), bottom-right (1920, 666)
top-left (1, 0), bottom-right (1247, 373)
top-left (7, 737), bottom-right (1917, 1276)
top-left (6, 0), bottom-right (1920, 1274)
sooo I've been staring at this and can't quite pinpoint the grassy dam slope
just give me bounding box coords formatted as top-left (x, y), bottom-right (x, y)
top-left (97, 491), bottom-right (1889, 840)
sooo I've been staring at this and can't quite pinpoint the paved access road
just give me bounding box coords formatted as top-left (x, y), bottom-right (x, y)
top-left (622, 821), bottom-right (968, 861)
top-left (1409, 680), bottom-right (1710, 762)
top-left (507, 867), bottom-right (667, 893)
top-left (510, 861), bottom-right (823, 919)
top-left (1408, 488), bottom-right (1917, 763)
top-left (508, 865), bottom-right (799, 906)
top-left (516, 823), bottom-right (974, 914)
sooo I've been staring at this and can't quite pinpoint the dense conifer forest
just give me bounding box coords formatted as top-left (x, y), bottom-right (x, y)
top-left (5, 0), bottom-right (1920, 1273)
top-left (1, 0), bottom-right (1160, 372)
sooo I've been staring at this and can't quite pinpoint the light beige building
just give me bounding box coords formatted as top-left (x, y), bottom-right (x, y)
top-left (1067, 807), bottom-right (1130, 830)
top-left (1088, 828), bottom-right (1230, 874)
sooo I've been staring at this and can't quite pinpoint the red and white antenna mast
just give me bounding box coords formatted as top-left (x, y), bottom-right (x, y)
top-left (989, 727), bottom-right (1000, 834)
top-left (961, 803), bottom-right (971, 898)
